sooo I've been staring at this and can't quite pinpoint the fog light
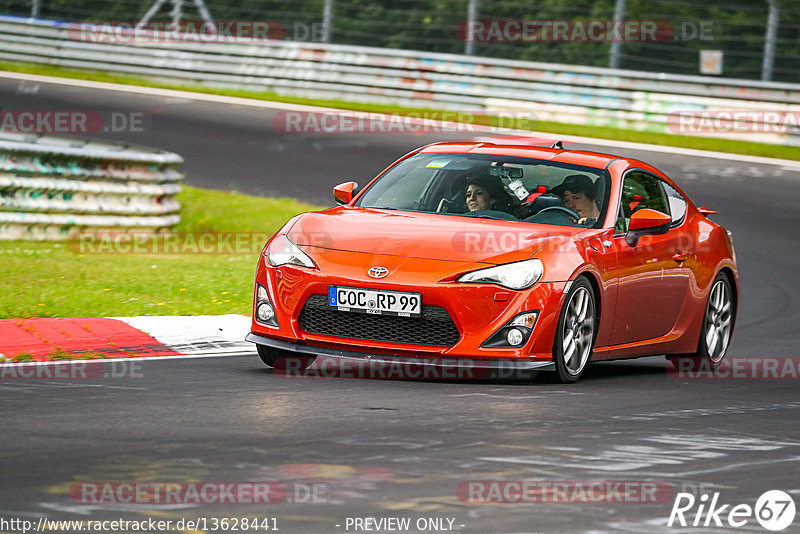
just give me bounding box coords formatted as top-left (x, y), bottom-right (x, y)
top-left (506, 327), bottom-right (525, 346)
top-left (257, 302), bottom-right (275, 322)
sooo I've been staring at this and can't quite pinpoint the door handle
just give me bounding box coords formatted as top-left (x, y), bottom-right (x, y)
top-left (673, 251), bottom-right (688, 263)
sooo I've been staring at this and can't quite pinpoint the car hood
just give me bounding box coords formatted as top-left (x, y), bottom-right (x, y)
top-left (287, 206), bottom-right (584, 264)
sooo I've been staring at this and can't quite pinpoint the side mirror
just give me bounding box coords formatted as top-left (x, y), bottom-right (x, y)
top-left (333, 181), bottom-right (358, 205)
top-left (626, 208), bottom-right (671, 247)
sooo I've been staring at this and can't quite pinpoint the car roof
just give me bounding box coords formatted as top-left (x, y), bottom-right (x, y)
top-left (417, 141), bottom-right (623, 170)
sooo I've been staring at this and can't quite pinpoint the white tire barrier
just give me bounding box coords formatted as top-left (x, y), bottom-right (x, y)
top-left (0, 131), bottom-right (183, 240)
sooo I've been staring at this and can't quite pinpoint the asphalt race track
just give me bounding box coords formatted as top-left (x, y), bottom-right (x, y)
top-left (1, 77), bottom-right (800, 533)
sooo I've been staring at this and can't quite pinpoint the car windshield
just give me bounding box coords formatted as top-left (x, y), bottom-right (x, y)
top-left (355, 152), bottom-right (610, 227)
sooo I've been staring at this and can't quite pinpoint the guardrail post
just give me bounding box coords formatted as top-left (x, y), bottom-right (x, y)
top-left (322, 0), bottom-right (334, 43)
top-left (465, 0), bottom-right (479, 56)
top-left (761, 0), bottom-right (779, 82)
top-left (609, 0), bottom-right (626, 69)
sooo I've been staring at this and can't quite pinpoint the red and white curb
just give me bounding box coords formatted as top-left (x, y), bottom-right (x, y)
top-left (0, 315), bottom-right (252, 361)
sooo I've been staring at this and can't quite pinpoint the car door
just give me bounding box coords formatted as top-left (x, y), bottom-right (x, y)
top-left (608, 171), bottom-right (693, 346)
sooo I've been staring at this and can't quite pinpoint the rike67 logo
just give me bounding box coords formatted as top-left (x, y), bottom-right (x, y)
top-left (668, 490), bottom-right (795, 531)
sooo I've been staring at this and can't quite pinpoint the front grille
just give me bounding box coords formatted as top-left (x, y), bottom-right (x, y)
top-left (299, 295), bottom-right (460, 347)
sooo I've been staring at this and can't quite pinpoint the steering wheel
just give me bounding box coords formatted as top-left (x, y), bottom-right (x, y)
top-left (436, 198), bottom-right (456, 213)
top-left (534, 206), bottom-right (581, 222)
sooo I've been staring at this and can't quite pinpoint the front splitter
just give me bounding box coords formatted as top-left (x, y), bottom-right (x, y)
top-left (246, 332), bottom-right (555, 372)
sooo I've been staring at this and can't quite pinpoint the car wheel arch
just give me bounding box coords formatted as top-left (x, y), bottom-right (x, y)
top-left (551, 275), bottom-right (599, 383)
top-left (568, 269), bottom-right (602, 323)
top-left (716, 266), bottom-right (738, 330)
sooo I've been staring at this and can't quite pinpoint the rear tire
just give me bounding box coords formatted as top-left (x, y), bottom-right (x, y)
top-left (667, 273), bottom-right (734, 370)
top-left (257, 344), bottom-right (316, 370)
top-left (553, 277), bottom-right (597, 384)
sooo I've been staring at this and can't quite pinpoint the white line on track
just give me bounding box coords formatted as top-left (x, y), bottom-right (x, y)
top-left (3, 70), bottom-right (800, 169)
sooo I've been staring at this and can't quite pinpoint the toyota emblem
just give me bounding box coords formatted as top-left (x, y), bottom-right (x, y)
top-left (368, 266), bottom-right (389, 279)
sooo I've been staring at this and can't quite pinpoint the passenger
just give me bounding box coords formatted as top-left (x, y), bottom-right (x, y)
top-left (552, 174), bottom-right (600, 224)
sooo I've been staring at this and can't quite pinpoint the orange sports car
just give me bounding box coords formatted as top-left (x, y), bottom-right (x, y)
top-left (246, 141), bottom-right (738, 383)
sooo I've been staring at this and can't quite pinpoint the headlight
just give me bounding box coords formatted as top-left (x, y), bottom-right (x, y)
top-left (267, 234), bottom-right (316, 269)
top-left (457, 259), bottom-right (543, 290)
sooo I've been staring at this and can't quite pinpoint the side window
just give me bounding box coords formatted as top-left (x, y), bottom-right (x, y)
top-left (662, 181), bottom-right (687, 226)
top-left (617, 171), bottom-right (671, 233)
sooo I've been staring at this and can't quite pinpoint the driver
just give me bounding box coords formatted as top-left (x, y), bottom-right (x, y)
top-left (552, 174), bottom-right (600, 224)
top-left (465, 174), bottom-right (505, 212)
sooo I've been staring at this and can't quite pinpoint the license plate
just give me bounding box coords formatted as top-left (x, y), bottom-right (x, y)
top-left (328, 286), bottom-right (422, 317)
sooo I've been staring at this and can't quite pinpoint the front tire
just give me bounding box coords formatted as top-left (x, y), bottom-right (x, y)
top-left (256, 344), bottom-right (316, 370)
top-left (553, 277), bottom-right (597, 383)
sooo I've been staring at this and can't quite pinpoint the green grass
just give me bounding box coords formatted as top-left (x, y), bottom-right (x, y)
top-left (0, 350), bottom-right (108, 362)
top-left (0, 186), bottom-right (325, 318)
top-left (3, 61), bottom-right (799, 162)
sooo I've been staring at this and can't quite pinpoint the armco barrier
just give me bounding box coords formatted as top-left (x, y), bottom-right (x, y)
top-left (0, 16), bottom-right (799, 146)
top-left (0, 132), bottom-right (182, 240)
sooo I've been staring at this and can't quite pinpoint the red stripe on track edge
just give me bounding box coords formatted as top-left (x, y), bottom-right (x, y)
top-left (0, 318), bottom-right (180, 360)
